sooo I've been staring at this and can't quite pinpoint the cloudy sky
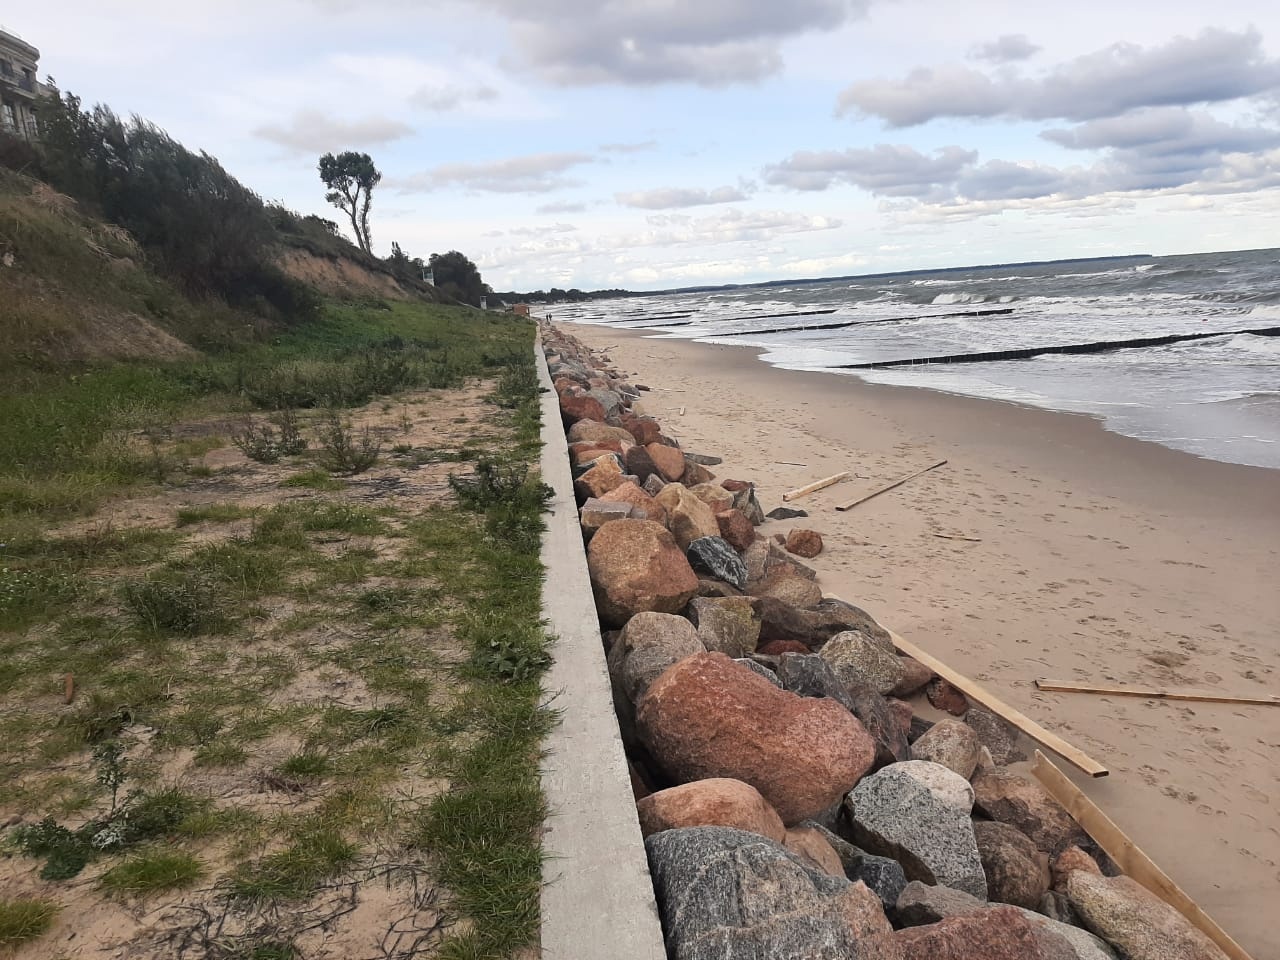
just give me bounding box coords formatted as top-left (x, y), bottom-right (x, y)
top-left (8, 1), bottom-right (1279, 290)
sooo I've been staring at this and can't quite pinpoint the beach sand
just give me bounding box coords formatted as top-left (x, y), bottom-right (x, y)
top-left (566, 321), bottom-right (1280, 957)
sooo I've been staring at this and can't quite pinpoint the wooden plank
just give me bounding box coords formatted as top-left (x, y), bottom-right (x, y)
top-left (1036, 679), bottom-right (1279, 707)
top-left (835, 459), bottom-right (947, 511)
top-left (782, 471), bottom-right (851, 502)
top-left (890, 631), bottom-right (1109, 778)
top-left (1032, 751), bottom-right (1254, 960)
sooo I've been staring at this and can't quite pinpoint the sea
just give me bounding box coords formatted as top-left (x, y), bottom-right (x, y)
top-left (555, 248), bottom-right (1280, 470)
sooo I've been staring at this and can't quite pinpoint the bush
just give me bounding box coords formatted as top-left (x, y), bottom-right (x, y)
top-left (315, 411), bottom-right (381, 475)
top-left (122, 574), bottom-right (224, 636)
top-left (231, 410), bottom-right (307, 464)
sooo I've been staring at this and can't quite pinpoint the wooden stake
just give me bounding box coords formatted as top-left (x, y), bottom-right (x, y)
top-left (782, 471), bottom-right (851, 502)
top-left (63, 673), bottom-right (75, 705)
top-left (1035, 679), bottom-right (1279, 707)
top-left (933, 532), bottom-right (982, 542)
top-left (775, 460), bottom-right (808, 467)
top-left (1032, 751), bottom-right (1254, 960)
top-left (836, 460), bottom-right (948, 511)
top-left (891, 631), bottom-right (1108, 778)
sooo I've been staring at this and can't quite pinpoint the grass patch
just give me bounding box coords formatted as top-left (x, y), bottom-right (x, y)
top-left (100, 849), bottom-right (204, 894)
top-left (280, 469), bottom-right (342, 491)
top-left (0, 899), bottom-right (59, 951)
top-left (227, 826), bottom-right (357, 901)
top-left (122, 573), bottom-right (226, 636)
top-left (176, 503), bottom-right (253, 527)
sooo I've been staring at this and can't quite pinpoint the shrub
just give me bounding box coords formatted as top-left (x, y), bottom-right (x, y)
top-left (231, 410), bottom-right (307, 464)
top-left (315, 411), bottom-right (381, 475)
top-left (0, 898), bottom-right (59, 950)
top-left (122, 574), bottom-right (224, 636)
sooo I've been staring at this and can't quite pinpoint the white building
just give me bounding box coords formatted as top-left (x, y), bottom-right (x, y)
top-left (1, 28), bottom-right (50, 141)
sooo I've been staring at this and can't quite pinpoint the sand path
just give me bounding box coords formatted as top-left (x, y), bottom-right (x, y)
top-left (569, 322), bottom-right (1280, 958)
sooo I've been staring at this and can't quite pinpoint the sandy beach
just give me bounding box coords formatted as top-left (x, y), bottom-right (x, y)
top-left (565, 321), bottom-right (1280, 957)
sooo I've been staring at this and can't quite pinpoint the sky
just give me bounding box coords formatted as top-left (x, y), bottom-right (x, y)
top-left (5, 1), bottom-right (1279, 291)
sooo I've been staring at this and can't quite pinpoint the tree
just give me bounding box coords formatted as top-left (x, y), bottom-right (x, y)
top-left (429, 250), bottom-right (488, 307)
top-left (318, 151), bottom-right (381, 255)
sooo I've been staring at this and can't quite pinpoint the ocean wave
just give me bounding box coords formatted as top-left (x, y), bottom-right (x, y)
top-left (931, 292), bottom-right (989, 305)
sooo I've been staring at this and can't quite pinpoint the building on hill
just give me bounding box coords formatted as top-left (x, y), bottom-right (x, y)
top-left (0, 28), bottom-right (49, 142)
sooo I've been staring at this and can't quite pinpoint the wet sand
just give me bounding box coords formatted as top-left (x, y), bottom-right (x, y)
top-left (567, 321), bottom-right (1280, 957)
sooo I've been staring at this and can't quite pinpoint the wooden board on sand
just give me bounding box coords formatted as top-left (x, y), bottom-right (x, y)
top-left (1032, 751), bottom-right (1254, 960)
top-left (890, 631), bottom-right (1109, 778)
top-left (1035, 679), bottom-right (1279, 707)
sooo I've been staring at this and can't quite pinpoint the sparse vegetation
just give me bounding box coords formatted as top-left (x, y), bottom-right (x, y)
top-left (315, 411), bottom-right (382, 475)
top-left (0, 898), bottom-right (59, 951)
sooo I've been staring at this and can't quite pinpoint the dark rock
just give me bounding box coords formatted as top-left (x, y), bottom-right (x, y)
top-left (895, 880), bottom-right (985, 926)
top-left (767, 506), bottom-right (809, 520)
top-left (623, 444), bottom-right (660, 484)
top-left (908, 715), bottom-right (934, 743)
top-left (785, 528), bottom-right (824, 558)
top-left (758, 639), bottom-right (810, 656)
top-left (776, 652), bottom-right (856, 709)
top-left (974, 820), bottom-right (1051, 909)
top-left (926, 677), bottom-right (969, 715)
top-left (731, 484), bottom-right (766, 525)
top-left (645, 827), bottom-right (893, 960)
top-left (846, 683), bottom-right (912, 769)
top-left (804, 821), bottom-right (908, 912)
top-left (637, 652), bottom-right (876, 824)
top-left (695, 578), bottom-right (744, 598)
top-left (683, 460), bottom-right (716, 486)
top-left (686, 536), bottom-right (749, 591)
top-left (891, 656), bottom-right (934, 697)
top-left (735, 658), bottom-right (782, 687)
top-left (714, 509), bottom-right (756, 552)
top-left (846, 760), bottom-right (987, 898)
top-left (641, 472), bottom-right (667, 497)
top-left (757, 597), bottom-right (889, 650)
top-left (964, 707), bottom-right (1026, 766)
top-left (685, 452), bottom-right (722, 466)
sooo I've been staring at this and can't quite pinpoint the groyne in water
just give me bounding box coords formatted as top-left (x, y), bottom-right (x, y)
top-left (697, 307), bottom-right (1015, 338)
top-left (833, 325), bottom-right (1280, 369)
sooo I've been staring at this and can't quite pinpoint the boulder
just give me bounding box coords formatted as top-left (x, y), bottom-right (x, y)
top-left (637, 779), bottom-right (785, 843)
top-left (890, 907), bottom-right (1052, 960)
top-left (820, 630), bottom-right (906, 696)
top-left (972, 769), bottom-right (1087, 855)
top-left (887, 698), bottom-right (914, 739)
top-left (689, 482), bottom-right (734, 513)
top-left (623, 444), bottom-right (660, 484)
top-left (786, 528), bottom-right (825, 558)
top-left (683, 460), bottom-right (716, 486)
top-left (974, 820), bottom-right (1050, 909)
top-left (607, 611), bottom-right (705, 707)
top-left (846, 761), bottom-right (987, 898)
top-left (1052, 846), bottom-right (1103, 889)
top-left (622, 415), bottom-right (662, 445)
top-left (776, 656), bottom-right (908, 770)
top-left (891, 656), bottom-right (934, 697)
top-left (559, 391), bottom-right (606, 425)
top-left (687, 596), bottom-right (759, 657)
top-left (570, 443), bottom-right (622, 468)
top-left (714, 509), bottom-right (756, 552)
top-left (784, 824), bottom-right (845, 877)
top-left (731, 483), bottom-right (766, 525)
top-left (572, 454), bottom-right (628, 500)
top-left (637, 652), bottom-right (876, 824)
top-left (567, 419), bottom-right (634, 446)
top-left (804, 821), bottom-right (907, 911)
top-left (758, 597), bottom-right (889, 650)
top-left (910, 718), bottom-right (982, 779)
top-left (895, 880), bottom-right (986, 926)
top-left (686, 536), bottom-right (749, 591)
top-left (776, 653), bottom-right (856, 710)
top-left (579, 498), bottom-right (632, 539)
top-left (655, 483), bottom-right (720, 550)
top-left (964, 708), bottom-right (1026, 765)
top-left (645, 441), bottom-right (686, 482)
top-left (641, 473), bottom-right (667, 498)
top-left (754, 570), bottom-right (825, 608)
top-left (1067, 871), bottom-right (1228, 960)
top-left (766, 506), bottom-right (808, 520)
top-left (645, 827), bottom-right (893, 960)
top-left (758, 639), bottom-right (810, 656)
top-left (908, 715), bottom-right (934, 743)
top-left (600, 479), bottom-right (667, 525)
top-left (846, 684), bottom-right (911, 769)
top-left (696, 578), bottom-right (744, 598)
top-left (927, 677), bottom-right (969, 715)
top-left (587, 519), bottom-right (700, 627)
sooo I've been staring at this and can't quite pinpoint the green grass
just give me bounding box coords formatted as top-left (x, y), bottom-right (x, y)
top-left (227, 825), bottom-right (357, 901)
top-left (281, 469), bottom-right (342, 491)
top-left (100, 849), bottom-right (205, 894)
top-left (176, 503), bottom-right (253, 526)
top-left (0, 898), bottom-right (59, 951)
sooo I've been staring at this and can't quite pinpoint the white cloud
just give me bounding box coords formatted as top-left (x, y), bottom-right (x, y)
top-left (615, 185), bottom-right (749, 209)
top-left (970, 34), bottom-right (1040, 63)
top-left (390, 152), bottom-right (595, 194)
top-left (409, 84), bottom-right (499, 111)
top-left (253, 110), bottom-right (413, 152)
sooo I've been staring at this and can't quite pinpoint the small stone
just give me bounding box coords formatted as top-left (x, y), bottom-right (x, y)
top-left (785, 528), bottom-right (824, 558)
top-left (910, 718), bottom-right (982, 779)
top-left (908, 715), bottom-right (934, 743)
top-left (927, 677), bottom-right (969, 715)
top-left (686, 536), bottom-right (749, 591)
top-left (975, 820), bottom-right (1051, 909)
top-left (642, 473), bottom-right (666, 497)
top-left (754, 571), bottom-right (825, 608)
top-left (637, 652), bottom-right (877, 824)
top-left (637, 778), bottom-right (785, 843)
top-left (731, 484), bottom-right (766, 525)
top-left (683, 460), bottom-right (716, 485)
top-left (820, 629), bottom-right (906, 696)
top-left (1052, 845), bottom-right (1103, 889)
top-left (688, 596), bottom-right (759, 657)
top-left (645, 441), bottom-right (686, 481)
top-left (767, 506), bottom-right (808, 520)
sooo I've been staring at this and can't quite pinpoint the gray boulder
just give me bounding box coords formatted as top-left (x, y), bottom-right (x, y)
top-left (607, 612), bottom-right (703, 743)
top-left (820, 630), bottom-right (905, 696)
top-left (735, 658), bottom-right (783, 687)
top-left (645, 827), bottom-right (892, 960)
top-left (846, 760), bottom-right (987, 899)
top-left (688, 596), bottom-right (760, 657)
top-left (964, 707), bottom-right (1027, 765)
top-left (802, 821), bottom-right (907, 911)
top-left (909, 718), bottom-right (982, 780)
top-left (686, 536), bottom-right (748, 591)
